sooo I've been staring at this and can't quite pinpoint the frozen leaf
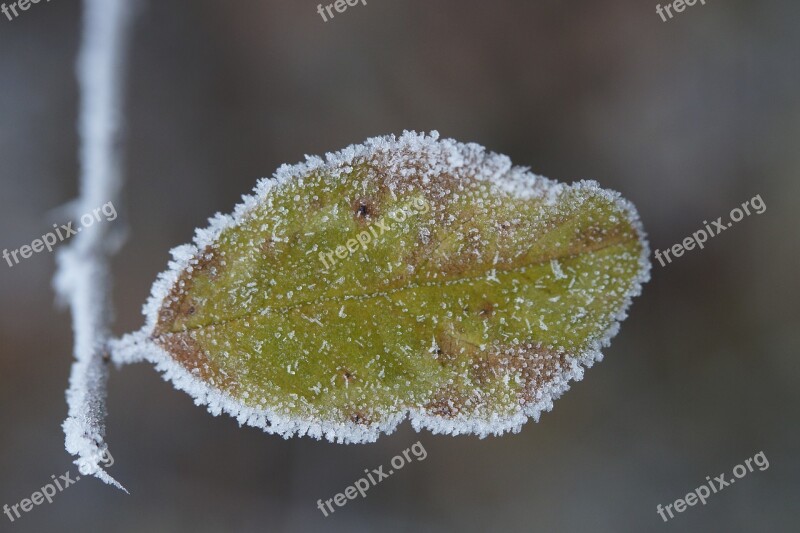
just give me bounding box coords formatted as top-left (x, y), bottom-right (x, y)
top-left (113, 131), bottom-right (650, 442)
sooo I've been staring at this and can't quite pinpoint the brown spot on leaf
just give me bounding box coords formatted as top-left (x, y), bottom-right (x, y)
top-left (478, 301), bottom-right (495, 319)
top-left (260, 237), bottom-right (277, 257)
top-left (470, 344), bottom-right (568, 405)
top-left (349, 411), bottom-right (371, 425)
top-left (424, 386), bottom-right (468, 419)
top-left (155, 246), bottom-right (222, 336)
top-left (338, 367), bottom-right (357, 387)
top-left (154, 332), bottom-right (239, 394)
top-left (352, 198), bottom-right (377, 223)
top-left (580, 224), bottom-right (607, 245)
top-left (309, 194), bottom-right (324, 210)
top-left (433, 327), bottom-right (480, 368)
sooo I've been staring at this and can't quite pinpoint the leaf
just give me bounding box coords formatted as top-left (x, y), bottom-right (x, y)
top-left (114, 131), bottom-right (650, 442)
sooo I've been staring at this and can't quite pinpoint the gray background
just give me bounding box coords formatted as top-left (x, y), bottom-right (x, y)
top-left (0, 0), bottom-right (798, 531)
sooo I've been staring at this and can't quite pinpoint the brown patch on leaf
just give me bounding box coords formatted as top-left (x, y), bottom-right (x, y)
top-left (309, 194), bottom-right (324, 210)
top-left (565, 223), bottom-right (637, 261)
top-left (434, 253), bottom-right (476, 279)
top-left (349, 410), bottom-right (371, 425)
top-left (577, 221), bottom-right (631, 249)
top-left (470, 344), bottom-right (568, 405)
top-left (423, 385), bottom-right (469, 419)
top-left (352, 198), bottom-right (378, 223)
top-left (155, 246), bottom-right (222, 336)
top-left (154, 332), bottom-right (239, 394)
top-left (260, 237), bottom-right (277, 257)
top-left (434, 327), bottom-right (480, 368)
top-left (337, 367), bottom-right (357, 387)
top-left (478, 301), bottom-right (495, 319)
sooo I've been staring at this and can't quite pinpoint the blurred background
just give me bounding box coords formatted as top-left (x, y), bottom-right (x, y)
top-left (1, 0), bottom-right (798, 531)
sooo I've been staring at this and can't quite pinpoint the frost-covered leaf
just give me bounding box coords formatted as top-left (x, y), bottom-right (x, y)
top-left (114, 131), bottom-right (650, 442)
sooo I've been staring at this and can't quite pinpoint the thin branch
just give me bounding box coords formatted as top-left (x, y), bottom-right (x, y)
top-left (54, 0), bottom-right (136, 491)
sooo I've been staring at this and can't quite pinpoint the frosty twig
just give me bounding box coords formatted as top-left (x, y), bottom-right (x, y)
top-left (54, 0), bottom-right (135, 491)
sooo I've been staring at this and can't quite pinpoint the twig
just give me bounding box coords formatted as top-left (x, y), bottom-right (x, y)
top-left (54, 0), bottom-right (136, 491)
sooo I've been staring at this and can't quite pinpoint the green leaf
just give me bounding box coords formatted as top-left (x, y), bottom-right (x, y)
top-left (117, 131), bottom-right (650, 442)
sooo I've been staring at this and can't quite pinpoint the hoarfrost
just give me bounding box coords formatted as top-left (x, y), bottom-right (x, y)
top-left (110, 131), bottom-right (651, 444)
top-left (55, 0), bottom-right (135, 489)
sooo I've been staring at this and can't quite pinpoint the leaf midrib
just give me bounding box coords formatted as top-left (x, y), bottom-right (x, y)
top-left (156, 232), bottom-right (638, 337)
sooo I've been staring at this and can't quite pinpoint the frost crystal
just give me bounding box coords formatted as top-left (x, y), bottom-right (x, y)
top-left (112, 131), bottom-right (650, 443)
top-left (56, 0), bottom-right (134, 489)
